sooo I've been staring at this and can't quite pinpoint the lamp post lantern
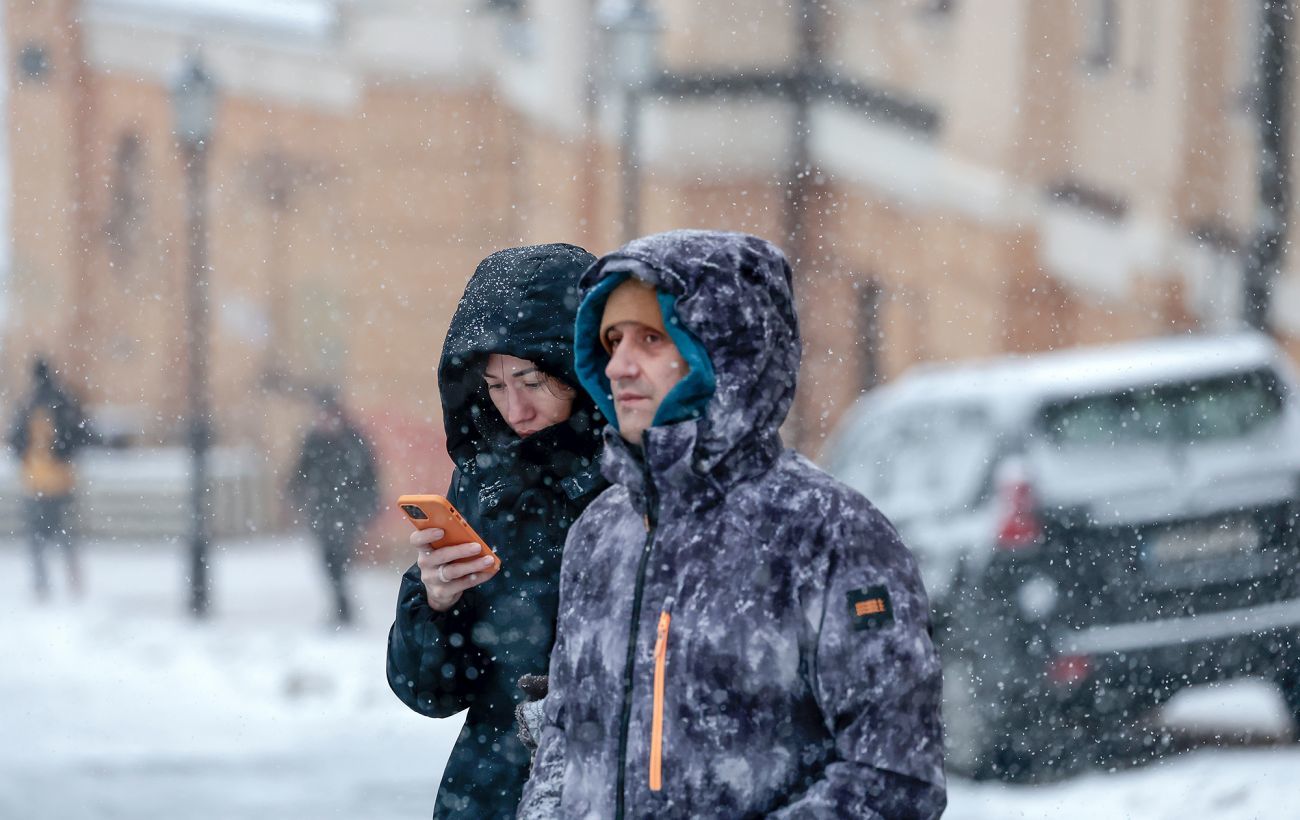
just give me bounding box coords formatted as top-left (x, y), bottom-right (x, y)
top-left (172, 54), bottom-right (217, 618)
top-left (601, 0), bottom-right (660, 241)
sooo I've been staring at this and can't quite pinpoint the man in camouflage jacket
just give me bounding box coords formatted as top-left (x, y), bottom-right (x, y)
top-left (518, 230), bottom-right (946, 819)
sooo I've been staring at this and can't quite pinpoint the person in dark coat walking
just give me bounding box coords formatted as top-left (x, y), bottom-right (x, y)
top-left (385, 243), bottom-right (606, 820)
top-left (288, 390), bottom-right (379, 625)
top-left (8, 357), bottom-right (96, 600)
top-left (518, 230), bottom-right (946, 819)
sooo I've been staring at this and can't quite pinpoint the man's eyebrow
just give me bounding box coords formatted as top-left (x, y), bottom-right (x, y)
top-left (510, 367), bottom-right (540, 378)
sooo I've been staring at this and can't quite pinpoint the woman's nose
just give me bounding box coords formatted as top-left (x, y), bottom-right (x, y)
top-left (507, 393), bottom-right (534, 424)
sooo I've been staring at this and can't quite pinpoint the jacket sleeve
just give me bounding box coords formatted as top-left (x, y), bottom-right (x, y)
top-left (517, 514), bottom-right (584, 818)
top-left (385, 565), bottom-right (483, 717)
top-left (357, 434), bottom-right (380, 518)
top-left (7, 407), bottom-right (27, 457)
top-left (286, 436), bottom-right (310, 499)
top-left (515, 637), bottom-right (567, 818)
top-left (769, 505), bottom-right (947, 820)
top-left (384, 470), bottom-right (485, 718)
top-left (69, 395), bottom-right (98, 451)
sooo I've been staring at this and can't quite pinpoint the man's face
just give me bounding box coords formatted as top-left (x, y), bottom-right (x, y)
top-left (603, 321), bottom-right (687, 444)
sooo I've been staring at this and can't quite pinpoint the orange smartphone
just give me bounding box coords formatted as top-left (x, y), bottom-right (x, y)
top-left (396, 494), bottom-right (501, 572)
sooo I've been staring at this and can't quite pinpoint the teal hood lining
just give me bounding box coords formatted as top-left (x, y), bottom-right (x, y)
top-left (573, 271), bottom-right (716, 432)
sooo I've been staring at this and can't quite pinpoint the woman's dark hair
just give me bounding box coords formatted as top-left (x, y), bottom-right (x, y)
top-left (480, 357), bottom-right (577, 401)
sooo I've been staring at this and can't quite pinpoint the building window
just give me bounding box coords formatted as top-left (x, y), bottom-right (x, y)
top-left (856, 278), bottom-right (885, 392)
top-left (1082, 0), bottom-right (1118, 70)
top-left (1235, 2), bottom-right (1263, 114)
top-left (18, 44), bottom-right (50, 81)
top-left (1046, 178), bottom-right (1128, 221)
top-left (104, 134), bottom-right (146, 272)
top-left (493, 0), bottom-right (535, 59)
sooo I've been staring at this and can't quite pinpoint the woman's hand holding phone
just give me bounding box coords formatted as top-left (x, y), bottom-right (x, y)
top-left (413, 527), bottom-right (501, 612)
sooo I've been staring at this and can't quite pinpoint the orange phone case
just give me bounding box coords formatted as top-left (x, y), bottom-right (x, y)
top-left (396, 494), bottom-right (501, 572)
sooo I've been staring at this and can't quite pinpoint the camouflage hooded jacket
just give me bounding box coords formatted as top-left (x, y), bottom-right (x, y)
top-left (518, 231), bottom-right (946, 819)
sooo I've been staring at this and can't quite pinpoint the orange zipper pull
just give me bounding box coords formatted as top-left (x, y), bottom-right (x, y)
top-left (650, 611), bottom-right (671, 792)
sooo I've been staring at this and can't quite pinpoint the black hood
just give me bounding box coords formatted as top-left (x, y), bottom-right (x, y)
top-left (438, 243), bottom-right (602, 475)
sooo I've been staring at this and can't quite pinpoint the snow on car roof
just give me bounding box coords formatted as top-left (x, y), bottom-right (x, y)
top-left (880, 332), bottom-right (1282, 410)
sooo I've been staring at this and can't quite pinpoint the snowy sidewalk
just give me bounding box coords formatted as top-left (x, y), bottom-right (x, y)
top-left (0, 535), bottom-right (461, 820)
top-left (1, 535), bottom-right (1298, 819)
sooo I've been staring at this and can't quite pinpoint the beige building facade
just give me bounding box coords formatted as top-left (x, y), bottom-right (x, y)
top-left (4, 0), bottom-right (1298, 535)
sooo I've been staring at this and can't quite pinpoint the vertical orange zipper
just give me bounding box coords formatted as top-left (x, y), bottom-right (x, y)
top-left (649, 610), bottom-right (671, 792)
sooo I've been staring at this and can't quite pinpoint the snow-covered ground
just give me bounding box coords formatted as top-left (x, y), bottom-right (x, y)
top-left (0, 536), bottom-right (460, 820)
top-left (1, 535), bottom-right (1298, 819)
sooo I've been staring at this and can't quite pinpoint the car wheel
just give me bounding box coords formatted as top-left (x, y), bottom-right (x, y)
top-left (939, 624), bottom-right (1038, 781)
top-left (940, 646), bottom-right (1002, 778)
top-left (940, 610), bottom-right (1095, 782)
top-left (1278, 664), bottom-right (1300, 740)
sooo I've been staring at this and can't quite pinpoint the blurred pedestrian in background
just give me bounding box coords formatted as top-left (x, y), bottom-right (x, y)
top-left (385, 243), bottom-right (606, 820)
top-left (8, 357), bottom-right (96, 601)
top-left (288, 388), bottom-right (379, 626)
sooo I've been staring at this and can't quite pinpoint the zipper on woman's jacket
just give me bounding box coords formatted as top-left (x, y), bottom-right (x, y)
top-left (614, 459), bottom-right (660, 820)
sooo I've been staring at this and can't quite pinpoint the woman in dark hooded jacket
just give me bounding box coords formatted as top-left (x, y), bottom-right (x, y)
top-left (385, 243), bottom-right (606, 820)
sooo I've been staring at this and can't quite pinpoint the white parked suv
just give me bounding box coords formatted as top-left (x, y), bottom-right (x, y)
top-left (823, 332), bottom-right (1300, 779)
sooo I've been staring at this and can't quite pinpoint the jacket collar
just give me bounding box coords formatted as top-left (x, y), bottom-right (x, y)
top-left (462, 414), bottom-right (604, 513)
top-left (600, 420), bottom-right (781, 519)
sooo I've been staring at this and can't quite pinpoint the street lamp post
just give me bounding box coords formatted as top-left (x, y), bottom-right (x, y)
top-left (602, 0), bottom-right (660, 242)
top-left (172, 55), bottom-right (218, 618)
top-left (1244, 0), bottom-right (1291, 333)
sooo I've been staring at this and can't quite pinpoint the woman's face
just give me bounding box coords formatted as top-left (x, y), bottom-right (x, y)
top-left (482, 353), bottom-right (577, 438)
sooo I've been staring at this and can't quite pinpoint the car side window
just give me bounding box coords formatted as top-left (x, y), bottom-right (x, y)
top-left (836, 404), bottom-right (996, 520)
